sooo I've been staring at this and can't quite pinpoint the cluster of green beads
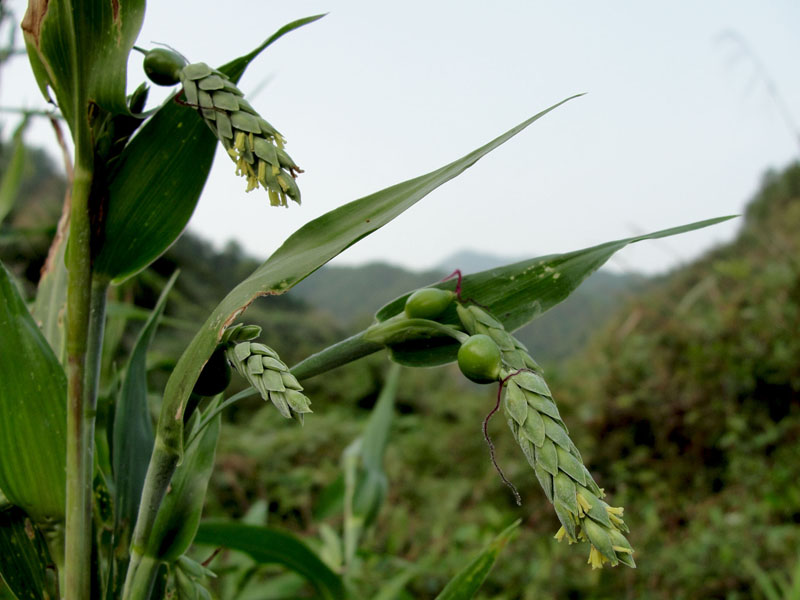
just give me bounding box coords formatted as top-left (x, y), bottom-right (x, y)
top-left (399, 287), bottom-right (635, 569)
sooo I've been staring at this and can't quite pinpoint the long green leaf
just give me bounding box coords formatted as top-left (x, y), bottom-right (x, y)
top-left (360, 362), bottom-right (399, 472)
top-left (0, 117), bottom-right (29, 225)
top-left (194, 522), bottom-right (346, 600)
top-left (292, 215), bottom-right (737, 376)
top-left (94, 15), bottom-right (325, 283)
top-left (434, 520), bottom-right (519, 600)
top-left (131, 96), bottom-right (577, 569)
top-left (107, 272), bottom-right (178, 596)
top-left (158, 95), bottom-right (579, 459)
top-left (343, 364), bottom-right (399, 563)
top-left (373, 563), bottom-right (425, 600)
top-left (0, 261), bottom-right (66, 524)
top-left (31, 211), bottom-right (70, 363)
top-left (0, 506), bottom-right (52, 600)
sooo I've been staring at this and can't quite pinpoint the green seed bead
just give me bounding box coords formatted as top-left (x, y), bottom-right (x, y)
top-left (143, 48), bottom-right (187, 86)
top-left (404, 288), bottom-right (456, 320)
top-left (457, 334), bottom-right (502, 384)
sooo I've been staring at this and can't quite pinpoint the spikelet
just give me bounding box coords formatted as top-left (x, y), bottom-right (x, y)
top-left (456, 302), bottom-right (635, 569)
top-left (180, 62), bottom-right (302, 205)
top-left (222, 325), bottom-right (312, 424)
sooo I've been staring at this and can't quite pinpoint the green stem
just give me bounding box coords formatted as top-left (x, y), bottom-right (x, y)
top-left (67, 277), bottom-right (108, 595)
top-left (122, 554), bottom-right (161, 600)
top-left (290, 330), bottom-right (384, 381)
top-left (64, 157), bottom-right (94, 600)
top-left (122, 445), bottom-right (179, 600)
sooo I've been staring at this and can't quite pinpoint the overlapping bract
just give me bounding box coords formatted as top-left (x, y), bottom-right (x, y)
top-left (222, 325), bottom-right (312, 423)
top-left (456, 303), bottom-right (635, 569)
top-left (180, 62), bottom-right (302, 205)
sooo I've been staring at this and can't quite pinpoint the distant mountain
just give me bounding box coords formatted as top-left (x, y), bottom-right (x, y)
top-left (291, 262), bottom-right (446, 325)
top-left (434, 249), bottom-right (530, 274)
top-left (291, 251), bottom-right (644, 361)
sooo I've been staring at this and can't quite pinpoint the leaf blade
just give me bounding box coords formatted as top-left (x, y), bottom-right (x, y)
top-left (158, 96), bottom-right (581, 457)
top-left (0, 117), bottom-right (29, 225)
top-left (194, 522), bottom-right (346, 600)
top-left (108, 272), bottom-right (178, 594)
top-left (383, 216), bottom-right (737, 366)
top-left (434, 520), bottom-right (519, 600)
top-left (0, 506), bottom-right (51, 600)
top-left (0, 261), bottom-right (66, 524)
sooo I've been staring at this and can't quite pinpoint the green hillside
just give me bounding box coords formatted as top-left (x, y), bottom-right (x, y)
top-left (4, 132), bottom-right (799, 598)
top-left (548, 161), bottom-right (800, 598)
top-left (220, 162), bottom-right (800, 599)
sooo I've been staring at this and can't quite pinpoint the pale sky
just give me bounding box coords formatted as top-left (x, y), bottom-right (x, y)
top-left (2, 1), bottom-right (799, 275)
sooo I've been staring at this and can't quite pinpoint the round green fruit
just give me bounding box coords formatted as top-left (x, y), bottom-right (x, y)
top-left (404, 288), bottom-right (455, 320)
top-left (143, 48), bottom-right (187, 86)
top-left (457, 334), bottom-right (502, 384)
top-left (192, 345), bottom-right (231, 397)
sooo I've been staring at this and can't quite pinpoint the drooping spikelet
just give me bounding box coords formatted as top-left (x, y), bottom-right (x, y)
top-left (455, 302), bottom-right (635, 569)
top-left (180, 62), bottom-right (302, 205)
top-left (222, 325), bottom-right (312, 424)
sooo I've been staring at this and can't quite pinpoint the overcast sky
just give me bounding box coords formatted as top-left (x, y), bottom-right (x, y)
top-left (2, 1), bottom-right (799, 275)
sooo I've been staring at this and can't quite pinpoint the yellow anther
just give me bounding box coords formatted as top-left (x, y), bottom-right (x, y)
top-left (577, 492), bottom-right (592, 516)
top-left (588, 546), bottom-right (607, 570)
top-left (234, 131), bottom-right (246, 152)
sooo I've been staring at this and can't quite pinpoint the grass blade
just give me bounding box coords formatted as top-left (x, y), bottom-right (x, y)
top-left (434, 520), bottom-right (519, 600)
top-left (0, 260), bottom-right (66, 525)
top-left (194, 522), bottom-right (346, 600)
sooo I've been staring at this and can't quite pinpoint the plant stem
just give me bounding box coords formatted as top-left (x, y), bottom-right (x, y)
top-left (122, 446), bottom-right (179, 600)
top-left (122, 555), bottom-right (161, 600)
top-left (64, 159), bottom-right (92, 600)
top-left (64, 153), bottom-right (105, 599)
top-left (70, 277), bottom-right (108, 597)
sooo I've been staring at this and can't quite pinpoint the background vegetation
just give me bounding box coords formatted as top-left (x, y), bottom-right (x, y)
top-left (2, 128), bottom-right (798, 597)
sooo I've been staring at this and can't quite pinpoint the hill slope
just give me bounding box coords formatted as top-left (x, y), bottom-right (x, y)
top-left (550, 161), bottom-right (800, 598)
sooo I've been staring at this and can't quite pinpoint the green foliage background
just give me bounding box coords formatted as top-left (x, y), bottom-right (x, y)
top-left (2, 128), bottom-right (798, 598)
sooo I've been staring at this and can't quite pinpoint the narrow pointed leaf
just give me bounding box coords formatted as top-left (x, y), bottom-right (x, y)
top-left (377, 215), bottom-right (737, 367)
top-left (194, 522), bottom-right (346, 600)
top-left (31, 227), bottom-right (68, 362)
top-left (157, 96), bottom-right (579, 461)
top-left (0, 506), bottom-right (51, 600)
top-left (94, 15), bottom-right (324, 283)
top-left (108, 272), bottom-right (178, 594)
top-left (373, 563), bottom-right (425, 600)
top-left (360, 363), bottom-right (399, 472)
top-left (434, 520), bottom-right (519, 600)
top-left (0, 261), bottom-right (66, 524)
top-left (0, 117), bottom-right (29, 225)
